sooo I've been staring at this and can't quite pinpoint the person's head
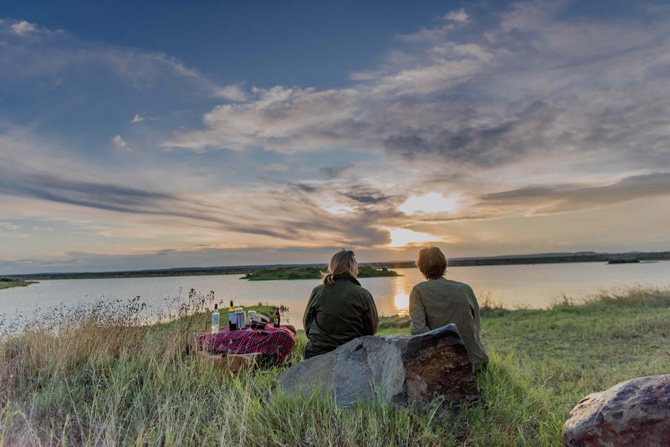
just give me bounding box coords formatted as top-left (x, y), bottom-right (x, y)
top-left (323, 249), bottom-right (358, 286)
top-left (416, 245), bottom-right (447, 280)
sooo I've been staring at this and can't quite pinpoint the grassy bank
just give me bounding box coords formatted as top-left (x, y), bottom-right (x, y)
top-left (0, 280), bottom-right (37, 291)
top-left (1, 288), bottom-right (669, 446)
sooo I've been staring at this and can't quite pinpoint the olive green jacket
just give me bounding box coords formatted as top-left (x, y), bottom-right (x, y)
top-left (409, 277), bottom-right (489, 371)
top-left (303, 275), bottom-right (379, 359)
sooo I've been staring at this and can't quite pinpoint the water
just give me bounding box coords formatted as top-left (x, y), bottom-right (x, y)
top-left (1, 262), bottom-right (668, 330)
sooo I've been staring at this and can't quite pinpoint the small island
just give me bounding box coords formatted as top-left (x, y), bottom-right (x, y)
top-left (0, 278), bottom-right (38, 290)
top-left (242, 265), bottom-right (399, 281)
top-left (607, 258), bottom-right (641, 264)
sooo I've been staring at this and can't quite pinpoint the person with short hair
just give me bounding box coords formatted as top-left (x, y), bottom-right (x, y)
top-left (303, 249), bottom-right (379, 359)
top-left (410, 246), bottom-right (489, 371)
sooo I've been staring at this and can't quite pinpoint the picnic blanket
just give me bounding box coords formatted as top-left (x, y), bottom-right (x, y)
top-left (195, 325), bottom-right (295, 363)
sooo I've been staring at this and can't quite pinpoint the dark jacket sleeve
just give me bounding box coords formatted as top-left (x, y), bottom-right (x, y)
top-left (362, 290), bottom-right (379, 335)
top-left (303, 288), bottom-right (317, 337)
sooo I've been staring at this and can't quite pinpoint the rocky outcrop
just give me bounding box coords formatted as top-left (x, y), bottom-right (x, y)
top-left (279, 324), bottom-right (479, 411)
top-left (563, 374), bottom-right (670, 447)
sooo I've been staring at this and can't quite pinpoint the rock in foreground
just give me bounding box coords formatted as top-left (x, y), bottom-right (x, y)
top-left (279, 324), bottom-right (479, 411)
top-left (563, 374), bottom-right (670, 447)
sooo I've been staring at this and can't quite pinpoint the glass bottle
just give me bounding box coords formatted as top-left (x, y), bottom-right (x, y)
top-left (228, 300), bottom-right (237, 331)
top-left (211, 304), bottom-right (220, 334)
top-left (273, 307), bottom-right (281, 328)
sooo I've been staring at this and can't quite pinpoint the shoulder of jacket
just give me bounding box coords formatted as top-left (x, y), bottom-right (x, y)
top-left (444, 278), bottom-right (466, 287)
top-left (412, 280), bottom-right (431, 290)
top-left (351, 283), bottom-right (372, 297)
top-left (311, 284), bottom-right (327, 294)
top-left (447, 280), bottom-right (475, 295)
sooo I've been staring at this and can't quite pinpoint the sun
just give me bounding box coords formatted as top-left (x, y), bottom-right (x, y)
top-left (387, 228), bottom-right (440, 248)
top-left (398, 193), bottom-right (461, 215)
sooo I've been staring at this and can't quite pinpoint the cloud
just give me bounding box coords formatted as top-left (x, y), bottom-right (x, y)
top-left (0, 154), bottom-right (399, 250)
top-left (0, 20), bottom-right (241, 101)
top-left (342, 185), bottom-right (392, 204)
top-left (444, 8), bottom-right (469, 23)
top-left (10, 21), bottom-right (37, 35)
top-left (397, 8), bottom-right (470, 43)
top-left (3, 4), bottom-right (670, 274)
top-left (163, 86), bottom-right (361, 153)
top-left (321, 164), bottom-right (356, 179)
top-left (212, 84), bottom-right (248, 102)
top-left (111, 135), bottom-right (129, 151)
top-left (0, 161), bottom-right (180, 216)
top-left (162, 1), bottom-right (670, 180)
top-left (0, 222), bottom-right (21, 230)
top-left (261, 163), bottom-right (289, 171)
top-left (479, 172), bottom-right (670, 215)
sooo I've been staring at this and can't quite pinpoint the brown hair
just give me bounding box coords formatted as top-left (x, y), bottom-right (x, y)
top-left (323, 249), bottom-right (357, 286)
top-left (416, 246), bottom-right (447, 280)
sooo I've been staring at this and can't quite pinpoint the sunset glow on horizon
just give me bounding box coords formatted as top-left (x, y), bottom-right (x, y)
top-left (1, 1), bottom-right (669, 274)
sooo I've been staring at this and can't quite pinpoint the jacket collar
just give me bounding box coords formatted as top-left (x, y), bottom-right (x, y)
top-left (333, 273), bottom-right (361, 286)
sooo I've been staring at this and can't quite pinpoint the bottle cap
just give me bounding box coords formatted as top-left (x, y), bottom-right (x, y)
top-left (214, 304), bottom-right (218, 309)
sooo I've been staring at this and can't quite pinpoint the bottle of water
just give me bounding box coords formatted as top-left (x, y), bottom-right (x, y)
top-left (211, 303), bottom-right (220, 334)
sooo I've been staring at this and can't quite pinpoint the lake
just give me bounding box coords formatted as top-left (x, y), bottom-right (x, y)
top-left (1, 262), bottom-right (668, 330)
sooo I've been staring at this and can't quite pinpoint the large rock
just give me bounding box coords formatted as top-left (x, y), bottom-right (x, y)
top-left (279, 324), bottom-right (479, 411)
top-left (563, 374), bottom-right (670, 447)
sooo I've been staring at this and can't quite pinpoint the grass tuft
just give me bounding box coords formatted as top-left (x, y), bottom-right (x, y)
top-left (1, 286), bottom-right (669, 446)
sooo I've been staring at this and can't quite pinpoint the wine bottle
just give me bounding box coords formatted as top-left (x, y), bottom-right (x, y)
top-left (273, 307), bottom-right (280, 328)
top-left (211, 304), bottom-right (220, 334)
top-left (228, 300), bottom-right (237, 331)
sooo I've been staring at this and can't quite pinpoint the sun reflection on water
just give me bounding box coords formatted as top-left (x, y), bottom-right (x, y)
top-left (389, 273), bottom-right (416, 316)
top-left (394, 292), bottom-right (410, 316)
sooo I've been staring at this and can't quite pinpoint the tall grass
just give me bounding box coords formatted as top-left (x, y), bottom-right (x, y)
top-left (1, 287), bottom-right (669, 446)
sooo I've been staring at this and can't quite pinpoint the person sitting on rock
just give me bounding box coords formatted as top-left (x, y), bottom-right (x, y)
top-left (409, 245), bottom-right (489, 372)
top-left (303, 249), bottom-right (379, 359)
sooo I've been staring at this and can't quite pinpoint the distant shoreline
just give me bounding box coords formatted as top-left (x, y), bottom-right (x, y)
top-left (242, 266), bottom-right (399, 281)
top-left (2, 250), bottom-right (668, 281)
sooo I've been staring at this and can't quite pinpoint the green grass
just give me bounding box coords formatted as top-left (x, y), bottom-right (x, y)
top-left (1, 287), bottom-right (669, 446)
top-left (0, 280), bottom-right (37, 290)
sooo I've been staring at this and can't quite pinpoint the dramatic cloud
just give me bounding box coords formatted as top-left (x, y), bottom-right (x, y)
top-left (2, 2), bottom-right (670, 274)
top-left (0, 154), bottom-right (397, 251)
top-left (479, 173), bottom-right (670, 215)
top-left (163, 1), bottom-right (670, 179)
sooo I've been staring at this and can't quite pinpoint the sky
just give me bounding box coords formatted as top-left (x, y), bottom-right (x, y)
top-left (1, 0), bottom-right (670, 274)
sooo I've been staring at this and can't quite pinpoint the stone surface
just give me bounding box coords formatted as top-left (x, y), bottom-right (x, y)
top-left (563, 374), bottom-right (670, 447)
top-left (279, 324), bottom-right (479, 411)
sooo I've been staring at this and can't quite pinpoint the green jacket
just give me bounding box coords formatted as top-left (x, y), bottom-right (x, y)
top-left (303, 275), bottom-right (379, 359)
top-left (409, 277), bottom-right (489, 371)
